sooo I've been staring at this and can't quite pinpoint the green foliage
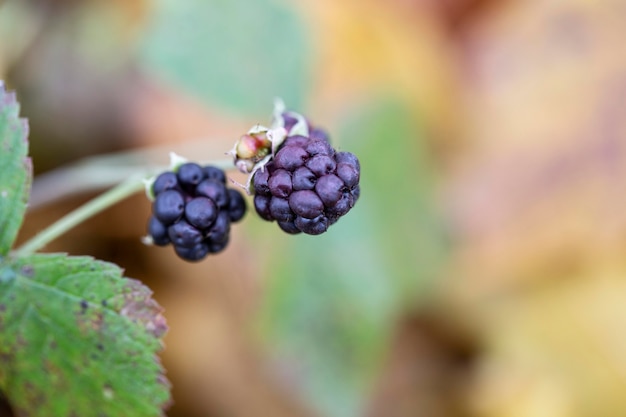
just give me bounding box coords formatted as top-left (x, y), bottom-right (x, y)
top-left (0, 83), bottom-right (170, 416)
top-left (141, 0), bottom-right (310, 115)
top-left (0, 82), bottom-right (30, 255)
top-left (258, 98), bottom-right (448, 417)
top-left (0, 255), bottom-right (170, 417)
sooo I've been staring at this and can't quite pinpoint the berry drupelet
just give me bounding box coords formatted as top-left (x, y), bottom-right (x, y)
top-left (147, 163), bottom-right (247, 261)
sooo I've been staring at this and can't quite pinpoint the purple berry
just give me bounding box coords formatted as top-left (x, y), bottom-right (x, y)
top-left (305, 154), bottom-right (336, 176)
top-left (274, 146), bottom-right (308, 171)
top-left (153, 189), bottom-right (185, 225)
top-left (227, 189), bottom-right (247, 222)
top-left (152, 172), bottom-right (179, 196)
top-left (292, 166), bottom-right (317, 190)
top-left (283, 135), bottom-right (310, 148)
top-left (253, 168), bottom-right (271, 196)
top-left (148, 216), bottom-right (170, 246)
top-left (315, 174), bottom-right (344, 207)
top-left (185, 197), bottom-right (217, 230)
top-left (196, 179), bottom-right (229, 208)
top-left (174, 242), bottom-right (209, 261)
top-left (203, 165), bottom-right (227, 184)
top-left (278, 220), bottom-right (301, 234)
top-left (177, 162), bottom-right (205, 187)
top-left (289, 190), bottom-right (324, 219)
top-left (268, 169), bottom-right (293, 198)
top-left (295, 215), bottom-right (329, 235)
top-left (269, 197), bottom-right (294, 222)
top-left (305, 139), bottom-right (333, 157)
top-left (335, 152), bottom-right (360, 171)
top-left (336, 163), bottom-right (360, 188)
top-left (309, 127), bottom-right (330, 143)
top-left (207, 211), bottom-right (230, 243)
top-left (254, 194), bottom-right (273, 221)
top-left (168, 219), bottom-right (204, 247)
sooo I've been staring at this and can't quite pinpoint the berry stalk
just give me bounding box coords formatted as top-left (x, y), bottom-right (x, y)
top-left (13, 177), bottom-right (145, 257)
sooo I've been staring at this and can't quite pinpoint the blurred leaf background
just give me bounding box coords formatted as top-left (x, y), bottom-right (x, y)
top-left (2, 0), bottom-right (626, 416)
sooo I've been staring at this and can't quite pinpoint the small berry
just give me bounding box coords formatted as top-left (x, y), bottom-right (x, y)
top-left (252, 168), bottom-right (271, 196)
top-left (196, 179), bottom-right (229, 208)
top-left (148, 216), bottom-right (170, 246)
top-left (292, 167), bottom-right (316, 191)
top-left (177, 162), bottom-right (205, 187)
top-left (174, 242), bottom-right (210, 262)
top-left (305, 139), bottom-right (333, 157)
top-left (227, 189), bottom-right (247, 222)
top-left (295, 215), bottom-right (329, 235)
top-left (185, 197), bottom-right (217, 230)
top-left (289, 190), bottom-right (324, 219)
top-left (253, 194), bottom-right (273, 221)
top-left (168, 219), bottom-right (204, 247)
top-left (309, 128), bottom-right (330, 143)
top-left (274, 146), bottom-right (308, 171)
top-left (204, 166), bottom-right (227, 184)
top-left (152, 172), bottom-right (179, 196)
top-left (315, 174), bottom-right (344, 207)
top-left (268, 169), bottom-right (293, 198)
top-left (306, 154), bottom-right (336, 176)
top-left (278, 220), bottom-right (301, 234)
top-left (153, 190), bottom-right (185, 225)
top-left (207, 211), bottom-right (230, 244)
top-left (269, 197), bottom-right (294, 222)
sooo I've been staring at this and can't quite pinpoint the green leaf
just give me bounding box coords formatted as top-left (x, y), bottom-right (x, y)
top-left (0, 82), bottom-right (31, 255)
top-left (0, 253), bottom-right (170, 417)
top-left (140, 0), bottom-right (310, 115)
top-left (258, 98), bottom-right (449, 417)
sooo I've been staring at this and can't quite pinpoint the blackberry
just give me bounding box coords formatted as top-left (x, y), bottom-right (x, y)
top-left (147, 164), bottom-right (247, 261)
top-left (251, 131), bottom-right (360, 235)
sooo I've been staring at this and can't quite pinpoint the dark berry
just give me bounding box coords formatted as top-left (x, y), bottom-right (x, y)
top-left (336, 163), bottom-right (360, 188)
top-left (269, 197), bottom-right (294, 222)
top-left (185, 197), bottom-right (217, 230)
top-left (203, 165), bottom-right (227, 184)
top-left (227, 189), bottom-right (247, 222)
top-left (283, 135), bottom-right (310, 148)
top-left (315, 174), bottom-right (344, 207)
top-left (278, 220), bottom-right (301, 234)
top-left (148, 216), bottom-right (170, 246)
top-left (289, 190), bottom-right (324, 219)
top-left (152, 172), bottom-right (179, 196)
top-left (174, 242), bottom-right (209, 262)
top-left (268, 169), bottom-right (293, 198)
top-left (281, 112), bottom-right (300, 132)
top-left (335, 152), bottom-right (360, 171)
top-left (196, 179), bottom-right (229, 208)
top-left (274, 146), bottom-right (308, 171)
top-left (208, 236), bottom-right (230, 254)
top-left (295, 215), bottom-right (329, 235)
top-left (254, 194), bottom-right (273, 221)
top-left (305, 139), bottom-right (333, 157)
top-left (168, 220), bottom-right (203, 247)
top-left (327, 192), bottom-right (355, 218)
top-left (177, 162), bottom-right (205, 187)
top-left (309, 127), bottom-right (330, 143)
top-left (305, 154), bottom-right (336, 176)
top-left (252, 168), bottom-right (271, 196)
top-left (153, 189), bottom-right (185, 225)
top-left (207, 211), bottom-right (230, 243)
top-left (292, 167), bottom-right (317, 190)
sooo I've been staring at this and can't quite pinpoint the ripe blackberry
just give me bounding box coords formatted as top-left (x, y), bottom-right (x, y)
top-left (147, 164), bottom-right (247, 261)
top-left (251, 132), bottom-right (360, 235)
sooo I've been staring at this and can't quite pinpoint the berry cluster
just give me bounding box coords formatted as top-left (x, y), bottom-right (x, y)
top-left (147, 163), bottom-right (247, 261)
top-left (252, 133), bottom-right (360, 235)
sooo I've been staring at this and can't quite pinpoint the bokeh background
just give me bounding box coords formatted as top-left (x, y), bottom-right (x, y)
top-left (3, 0), bottom-right (626, 416)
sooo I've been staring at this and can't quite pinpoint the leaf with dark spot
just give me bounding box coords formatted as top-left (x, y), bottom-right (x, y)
top-left (0, 254), bottom-right (171, 416)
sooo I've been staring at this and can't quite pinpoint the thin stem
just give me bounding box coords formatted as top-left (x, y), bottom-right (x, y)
top-left (13, 177), bottom-right (145, 257)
